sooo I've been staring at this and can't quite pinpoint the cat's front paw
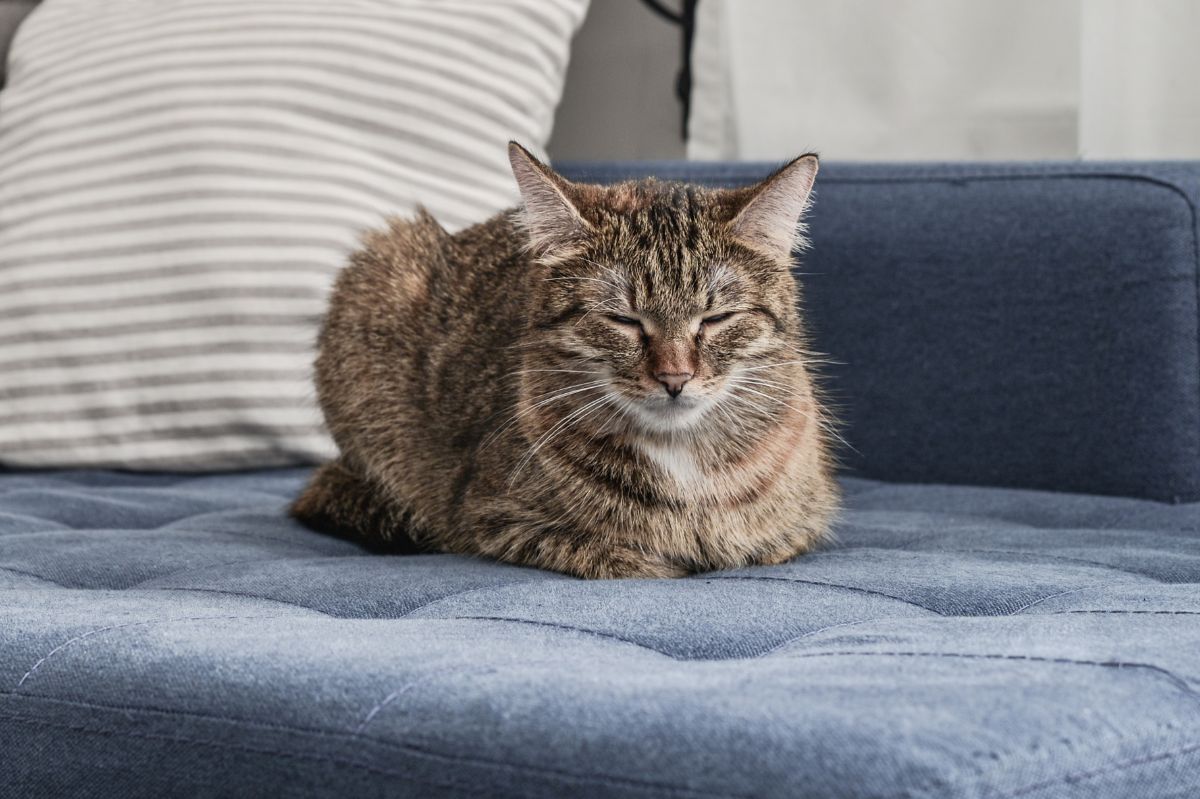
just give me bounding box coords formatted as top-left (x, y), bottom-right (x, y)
top-left (575, 545), bottom-right (689, 580)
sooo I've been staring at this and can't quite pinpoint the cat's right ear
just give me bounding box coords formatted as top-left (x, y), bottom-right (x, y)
top-left (508, 141), bottom-right (591, 255)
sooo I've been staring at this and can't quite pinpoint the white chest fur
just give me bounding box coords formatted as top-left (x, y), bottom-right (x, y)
top-left (638, 439), bottom-right (706, 489)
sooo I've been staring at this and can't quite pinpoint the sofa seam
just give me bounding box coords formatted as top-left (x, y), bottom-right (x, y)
top-left (998, 738), bottom-right (1200, 797)
top-left (125, 553), bottom-right (340, 590)
top-left (750, 617), bottom-right (890, 659)
top-left (1008, 585), bottom-right (1105, 615)
top-left (1051, 609), bottom-right (1200, 616)
top-left (0, 564), bottom-right (66, 586)
top-left (443, 615), bottom-right (676, 656)
top-left (706, 574), bottom-right (944, 615)
top-left (0, 710), bottom-right (491, 797)
top-left (393, 580), bottom-right (551, 618)
top-left (0, 704), bottom-right (746, 798)
top-left (775, 650), bottom-right (1199, 697)
top-left (136, 586), bottom-right (337, 616)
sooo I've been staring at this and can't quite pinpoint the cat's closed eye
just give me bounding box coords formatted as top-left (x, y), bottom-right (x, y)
top-left (701, 312), bottom-right (735, 326)
top-left (606, 314), bottom-right (642, 328)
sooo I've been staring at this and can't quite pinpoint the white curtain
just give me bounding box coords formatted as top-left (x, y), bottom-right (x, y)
top-left (689, 0), bottom-right (1200, 160)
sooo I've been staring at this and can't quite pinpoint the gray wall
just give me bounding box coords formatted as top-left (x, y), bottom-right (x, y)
top-left (547, 0), bottom-right (686, 161)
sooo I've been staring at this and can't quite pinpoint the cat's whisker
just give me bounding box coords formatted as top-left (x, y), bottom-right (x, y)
top-left (729, 375), bottom-right (793, 391)
top-left (774, 342), bottom-right (845, 367)
top-left (479, 379), bottom-right (609, 450)
top-left (586, 399), bottom-right (629, 446)
top-left (507, 368), bottom-right (598, 379)
top-left (525, 380), bottom-right (610, 408)
top-left (581, 299), bottom-right (622, 314)
top-left (710, 397), bottom-right (752, 438)
top-left (736, 360), bottom-right (810, 373)
top-left (509, 393), bottom-right (616, 484)
top-left (728, 385), bottom-right (854, 451)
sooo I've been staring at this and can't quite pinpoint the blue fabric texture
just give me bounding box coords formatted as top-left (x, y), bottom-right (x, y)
top-left (2, 468), bottom-right (1199, 798)
top-left (559, 161), bottom-right (1200, 503)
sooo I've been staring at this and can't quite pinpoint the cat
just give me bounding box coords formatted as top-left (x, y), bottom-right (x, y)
top-left (290, 142), bottom-right (839, 579)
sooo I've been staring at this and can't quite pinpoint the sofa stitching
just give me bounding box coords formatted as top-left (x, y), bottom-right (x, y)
top-left (393, 580), bottom-right (552, 618)
top-left (14, 614), bottom-right (291, 689)
top-left (920, 547), bottom-right (1184, 575)
top-left (0, 512), bottom-right (69, 531)
top-left (442, 615), bottom-right (673, 656)
top-left (138, 586), bottom-right (336, 616)
top-left (999, 739), bottom-right (1200, 798)
top-left (776, 650), bottom-right (1199, 697)
top-left (1051, 609), bottom-right (1200, 616)
top-left (745, 607), bottom-right (1200, 660)
top-left (0, 564), bottom-right (67, 586)
top-left (0, 710), bottom-right (493, 797)
top-left (0, 518), bottom-right (323, 550)
top-left (1007, 586), bottom-right (1098, 614)
top-left (2, 688), bottom-right (416, 745)
top-left (751, 617), bottom-right (890, 658)
top-left (2, 554), bottom-right (341, 592)
top-left (705, 575), bottom-right (944, 614)
top-left (152, 524), bottom-right (339, 549)
top-left (125, 554), bottom-right (338, 590)
top-left (0, 707), bottom-right (747, 798)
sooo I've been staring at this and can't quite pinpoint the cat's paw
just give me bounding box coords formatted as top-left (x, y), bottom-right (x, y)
top-left (577, 546), bottom-right (689, 580)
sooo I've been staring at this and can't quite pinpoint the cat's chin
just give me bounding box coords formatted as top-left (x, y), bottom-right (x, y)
top-left (625, 396), bottom-right (711, 435)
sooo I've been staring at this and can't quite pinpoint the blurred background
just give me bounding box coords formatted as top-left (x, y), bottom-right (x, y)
top-left (550, 0), bottom-right (1200, 162)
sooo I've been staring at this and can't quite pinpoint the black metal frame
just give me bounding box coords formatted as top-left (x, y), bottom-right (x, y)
top-left (639, 0), bottom-right (699, 139)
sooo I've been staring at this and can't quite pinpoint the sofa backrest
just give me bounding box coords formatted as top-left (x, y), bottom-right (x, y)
top-left (559, 161), bottom-right (1200, 503)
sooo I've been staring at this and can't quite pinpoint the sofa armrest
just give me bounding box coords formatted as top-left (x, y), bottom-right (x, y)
top-left (558, 160), bottom-right (1200, 502)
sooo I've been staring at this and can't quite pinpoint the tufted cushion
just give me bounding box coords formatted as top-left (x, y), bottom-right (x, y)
top-left (2, 468), bottom-right (1199, 797)
top-left (559, 161), bottom-right (1200, 503)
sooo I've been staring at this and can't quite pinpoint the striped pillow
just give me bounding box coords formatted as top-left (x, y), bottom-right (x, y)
top-left (0, 0), bottom-right (588, 470)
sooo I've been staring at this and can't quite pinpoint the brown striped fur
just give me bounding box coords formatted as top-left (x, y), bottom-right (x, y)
top-left (291, 143), bottom-right (839, 578)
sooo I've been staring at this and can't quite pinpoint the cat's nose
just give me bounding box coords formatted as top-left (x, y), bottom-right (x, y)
top-left (655, 372), bottom-right (693, 399)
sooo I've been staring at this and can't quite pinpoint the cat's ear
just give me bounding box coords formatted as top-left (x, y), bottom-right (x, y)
top-left (508, 141), bottom-right (590, 255)
top-left (729, 154), bottom-right (818, 262)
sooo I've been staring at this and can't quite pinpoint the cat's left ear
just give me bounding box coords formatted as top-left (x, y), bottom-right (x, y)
top-left (729, 154), bottom-right (818, 262)
top-left (508, 141), bottom-right (591, 255)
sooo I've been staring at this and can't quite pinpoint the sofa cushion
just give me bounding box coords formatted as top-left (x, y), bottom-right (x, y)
top-left (560, 162), bottom-right (1200, 503)
top-left (1, 468), bottom-right (1198, 797)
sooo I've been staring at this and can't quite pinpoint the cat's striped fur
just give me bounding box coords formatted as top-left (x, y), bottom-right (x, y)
top-left (291, 143), bottom-right (839, 578)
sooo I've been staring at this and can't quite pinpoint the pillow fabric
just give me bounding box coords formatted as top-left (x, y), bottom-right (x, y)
top-left (0, 0), bottom-right (588, 469)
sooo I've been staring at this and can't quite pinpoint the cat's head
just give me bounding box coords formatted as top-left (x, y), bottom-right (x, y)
top-left (509, 142), bottom-right (818, 435)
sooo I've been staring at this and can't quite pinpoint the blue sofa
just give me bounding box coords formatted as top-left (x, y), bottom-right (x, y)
top-left (2, 162), bottom-right (1199, 798)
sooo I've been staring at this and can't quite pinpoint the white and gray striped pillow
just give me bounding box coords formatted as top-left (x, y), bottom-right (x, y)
top-left (0, 0), bottom-right (588, 470)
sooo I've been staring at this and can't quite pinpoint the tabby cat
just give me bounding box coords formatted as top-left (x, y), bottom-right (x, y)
top-left (291, 143), bottom-right (839, 578)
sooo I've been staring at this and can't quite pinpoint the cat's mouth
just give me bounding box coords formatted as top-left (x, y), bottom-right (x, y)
top-left (626, 392), bottom-right (711, 433)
